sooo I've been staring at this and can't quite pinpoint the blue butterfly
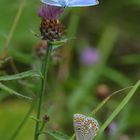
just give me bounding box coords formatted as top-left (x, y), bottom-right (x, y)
top-left (41, 0), bottom-right (99, 7)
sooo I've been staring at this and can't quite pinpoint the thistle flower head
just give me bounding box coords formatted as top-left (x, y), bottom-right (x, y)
top-left (38, 4), bottom-right (65, 41)
top-left (38, 4), bottom-right (64, 20)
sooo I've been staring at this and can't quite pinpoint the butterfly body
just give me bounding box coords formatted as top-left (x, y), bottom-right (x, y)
top-left (41, 0), bottom-right (99, 8)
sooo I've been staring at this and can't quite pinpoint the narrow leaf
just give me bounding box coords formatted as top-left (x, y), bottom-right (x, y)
top-left (10, 103), bottom-right (35, 140)
top-left (0, 83), bottom-right (32, 100)
top-left (0, 70), bottom-right (40, 81)
top-left (95, 80), bottom-right (140, 139)
top-left (89, 86), bottom-right (133, 117)
top-left (103, 67), bottom-right (132, 87)
top-left (42, 130), bottom-right (70, 140)
top-left (48, 39), bottom-right (68, 45)
top-left (48, 38), bottom-right (76, 50)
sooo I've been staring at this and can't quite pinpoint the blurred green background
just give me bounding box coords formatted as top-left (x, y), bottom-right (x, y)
top-left (0, 0), bottom-right (140, 140)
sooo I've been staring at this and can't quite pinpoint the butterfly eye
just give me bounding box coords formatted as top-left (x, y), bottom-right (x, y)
top-left (77, 127), bottom-right (81, 130)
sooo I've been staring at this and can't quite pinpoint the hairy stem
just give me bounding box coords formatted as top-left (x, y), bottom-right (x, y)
top-left (34, 45), bottom-right (52, 140)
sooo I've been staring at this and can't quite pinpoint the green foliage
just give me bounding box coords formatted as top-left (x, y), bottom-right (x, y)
top-left (43, 130), bottom-right (70, 140)
top-left (0, 0), bottom-right (140, 140)
top-left (0, 83), bottom-right (32, 100)
top-left (96, 80), bottom-right (140, 139)
top-left (0, 70), bottom-right (41, 81)
top-left (0, 101), bottom-right (34, 140)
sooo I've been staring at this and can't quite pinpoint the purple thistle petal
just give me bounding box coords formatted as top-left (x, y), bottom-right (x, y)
top-left (105, 121), bottom-right (117, 136)
top-left (80, 47), bottom-right (100, 66)
top-left (38, 4), bottom-right (64, 19)
top-left (108, 122), bottom-right (117, 135)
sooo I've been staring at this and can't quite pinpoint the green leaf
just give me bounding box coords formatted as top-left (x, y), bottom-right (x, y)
top-left (120, 54), bottom-right (140, 65)
top-left (103, 66), bottom-right (132, 87)
top-left (95, 80), bottom-right (140, 139)
top-left (89, 86), bottom-right (133, 117)
top-left (48, 38), bottom-right (76, 50)
top-left (42, 130), bottom-right (70, 140)
top-left (48, 39), bottom-right (67, 46)
top-left (0, 83), bottom-right (32, 100)
top-left (0, 70), bottom-right (41, 81)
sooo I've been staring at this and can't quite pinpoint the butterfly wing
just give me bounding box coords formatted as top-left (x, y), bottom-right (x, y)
top-left (73, 114), bottom-right (86, 140)
top-left (83, 117), bottom-right (99, 140)
top-left (41, 0), bottom-right (62, 7)
top-left (68, 0), bottom-right (99, 7)
top-left (73, 114), bottom-right (100, 140)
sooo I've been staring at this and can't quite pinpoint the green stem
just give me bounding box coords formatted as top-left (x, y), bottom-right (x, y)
top-left (34, 45), bottom-right (52, 140)
top-left (4, 0), bottom-right (25, 53)
top-left (11, 102), bottom-right (35, 140)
